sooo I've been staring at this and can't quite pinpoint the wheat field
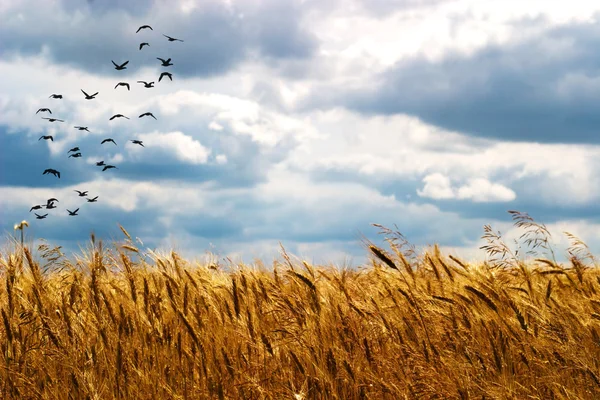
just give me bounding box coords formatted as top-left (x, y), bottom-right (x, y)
top-left (2, 214), bottom-right (600, 399)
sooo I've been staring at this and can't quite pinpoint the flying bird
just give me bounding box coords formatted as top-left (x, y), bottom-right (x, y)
top-left (36, 108), bottom-right (51, 114)
top-left (101, 138), bottom-right (117, 145)
top-left (81, 89), bottom-right (98, 100)
top-left (131, 140), bottom-right (144, 147)
top-left (68, 147), bottom-right (80, 153)
top-left (49, 94), bottom-right (62, 99)
top-left (137, 81), bottom-right (155, 88)
top-left (42, 117), bottom-right (64, 122)
top-left (74, 126), bottom-right (90, 131)
top-left (35, 213), bottom-right (48, 220)
top-left (45, 198), bottom-right (58, 209)
top-left (139, 42), bottom-right (149, 50)
top-left (163, 34), bottom-right (183, 42)
top-left (109, 114), bottom-right (129, 120)
top-left (69, 152), bottom-right (82, 158)
top-left (139, 112), bottom-right (156, 120)
top-left (42, 169), bottom-right (60, 178)
top-left (112, 60), bottom-right (129, 70)
top-left (114, 82), bottom-right (130, 90)
top-left (157, 57), bottom-right (173, 67)
top-left (96, 161), bottom-right (105, 166)
top-left (159, 72), bottom-right (172, 82)
top-left (39, 135), bottom-right (53, 141)
top-left (137, 25), bottom-right (153, 33)
top-left (30, 205), bottom-right (44, 212)
top-left (67, 208), bottom-right (79, 216)
top-left (74, 190), bottom-right (88, 197)
top-left (87, 196), bottom-right (99, 203)
top-left (102, 165), bottom-right (117, 171)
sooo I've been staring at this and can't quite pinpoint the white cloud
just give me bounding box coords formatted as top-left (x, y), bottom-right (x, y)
top-left (417, 174), bottom-right (515, 203)
top-left (417, 173), bottom-right (455, 200)
top-left (305, 0), bottom-right (600, 74)
top-left (281, 108), bottom-right (600, 206)
top-left (208, 121), bottom-right (224, 131)
top-left (456, 178), bottom-right (516, 202)
top-left (135, 131), bottom-right (211, 164)
top-left (158, 90), bottom-right (322, 147)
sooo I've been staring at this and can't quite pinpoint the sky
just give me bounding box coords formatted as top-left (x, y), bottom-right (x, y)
top-left (2, 0), bottom-right (600, 267)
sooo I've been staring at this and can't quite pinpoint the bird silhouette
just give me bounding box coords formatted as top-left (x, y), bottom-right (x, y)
top-left (74, 126), bottom-right (90, 131)
top-left (30, 205), bottom-right (44, 212)
top-left (114, 82), bottom-right (130, 90)
top-left (49, 94), bottom-right (62, 99)
top-left (87, 196), bottom-right (99, 203)
top-left (137, 25), bottom-right (153, 33)
top-left (35, 213), bottom-right (48, 219)
top-left (159, 72), bottom-right (173, 82)
top-left (67, 208), bottom-right (79, 216)
top-left (81, 89), bottom-right (98, 100)
top-left (96, 161), bottom-right (105, 166)
top-left (68, 147), bottom-right (80, 153)
top-left (69, 152), bottom-right (82, 158)
top-left (139, 112), bottom-right (156, 120)
top-left (137, 81), bottom-right (155, 88)
top-left (101, 138), bottom-right (117, 145)
top-left (139, 42), bottom-right (150, 50)
top-left (39, 135), bottom-right (53, 141)
top-left (74, 190), bottom-right (88, 197)
top-left (131, 140), bottom-right (144, 147)
top-left (102, 165), bottom-right (117, 171)
top-left (42, 117), bottom-right (64, 122)
top-left (163, 34), bottom-right (183, 42)
top-left (157, 57), bottom-right (173, 67)
top-left (112, 60), bottom-right (129, 70)
top-left (109, 114), bottom-right (129, 120)
top-left (36, 108), bottom-right (52, 114)
top-left (42, 169), bottom-right (60, 178)
top-left (45, 198), bottom-right (58, 209)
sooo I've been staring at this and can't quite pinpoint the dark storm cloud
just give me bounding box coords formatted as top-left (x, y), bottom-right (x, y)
top-left (0, 0), bottom-right (318, 79)
top-left (244, 0), bottom-right (318, 60)
top-left (111, 158), bottom-right (265, 188)
top-left (310, 18), bottom-right (600, 144)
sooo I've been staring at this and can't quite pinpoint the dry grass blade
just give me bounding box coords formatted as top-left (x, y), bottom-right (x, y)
top-left (369, 245), bottom-right (398, 271)
top-left (464, 285), bottom-right (498, 313)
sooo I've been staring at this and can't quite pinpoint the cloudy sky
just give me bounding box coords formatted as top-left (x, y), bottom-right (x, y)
top-left (2, 0), bottom-right (600, 266)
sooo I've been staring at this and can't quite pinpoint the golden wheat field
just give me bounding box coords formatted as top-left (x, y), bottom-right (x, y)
top-left (2, 215), bottom-right (600, 399)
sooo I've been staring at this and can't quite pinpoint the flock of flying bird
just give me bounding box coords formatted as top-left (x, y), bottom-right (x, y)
top-left (30, 25), bottom-right (182, 220)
